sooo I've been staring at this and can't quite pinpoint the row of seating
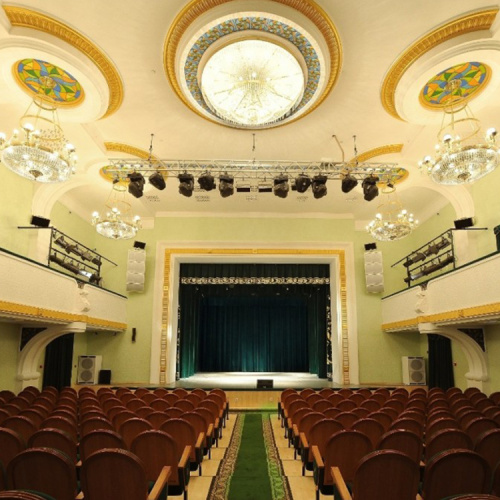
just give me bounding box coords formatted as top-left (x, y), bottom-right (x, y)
top-left (280, 387), bottom-right (500, 499)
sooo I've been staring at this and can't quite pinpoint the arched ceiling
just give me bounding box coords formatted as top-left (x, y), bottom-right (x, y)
top-left (1, 0), bottom-right (499, 226)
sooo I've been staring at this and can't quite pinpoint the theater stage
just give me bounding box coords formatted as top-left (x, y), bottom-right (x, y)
top-left (175, 372), bottom-right (334, 390)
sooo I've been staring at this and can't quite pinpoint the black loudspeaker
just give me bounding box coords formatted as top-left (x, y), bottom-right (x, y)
top-left (98, 369), bottom-right (112, 384)
top-left (454, 217), bottom-right (475, 229)
top-left (257, 379), bottom-right (273, 389)
top-left (364, 243), bottom-right (377, 251)
top-left (132, 328), bottom-right (137, 343)
top-left (31, 215), bottom-right (51, 227)
top-left (134, 241), bottom-right (146, 249)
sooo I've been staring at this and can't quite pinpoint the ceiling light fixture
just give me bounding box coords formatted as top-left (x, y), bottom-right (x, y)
top-left (312, 175), bottom-right (327, 199)
top-left (128, 172), bottom-right (145, 198)
top-left (273, 175), bottom-right (289, 198)
top-left (92, 181), bottom-right (141, 240)
top-left (294, 174), bottom-right (311, 193)
top-left (419, 78), bottom-right (499, 184)
top-left (198, 172), bottom-right (216, 191)
top-left (366, 184), bottom-right (418, 241)
top-left (178, 173), bottom-right (194, 197)
top-left (0, 93), bottom-right (77, 183)
top-left (219, 174), bottom-right (234, 197)
top-left (341, 172), bottom-right (358, 193)
top-left (362, 175), bottom-right (379, 201)
top-left (149, 171), bottom-right (166, 190)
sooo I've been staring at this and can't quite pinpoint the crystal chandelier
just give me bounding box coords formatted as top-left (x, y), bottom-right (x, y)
top-left (92, 181), bottom-right (141, 240)
top-left (366, 185), bottom-right (418, 241)
top-left (0, 88), bottom-right (77, 182)
top-left (419, 79), bottom-right (499, 185)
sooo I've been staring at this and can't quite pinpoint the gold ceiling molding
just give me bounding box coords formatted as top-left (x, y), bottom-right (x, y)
top-left (380, 8), bottom-right (499, 121)
top-left (163, 0), bottom-right (342, 127)
top-left (160, 248), bottom-right (350, 386)
top-left (349, 144), bottom-right (404, 163)
top-left (3, 5), bottom-right (123, 118)
top-left (104, 142), bottom-right (156, 160)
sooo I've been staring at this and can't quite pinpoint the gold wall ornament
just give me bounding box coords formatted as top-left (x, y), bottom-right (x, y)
top-left (3, 5), bottom-right (124, 119)
top-left (163, 0), bottom-right (342, 128)
top-left (380, 8), bottom-right (498, 121)
top-left (349, 144), bottom-right (404, 164)
top-left (160, 247), bottom-right (350, 385)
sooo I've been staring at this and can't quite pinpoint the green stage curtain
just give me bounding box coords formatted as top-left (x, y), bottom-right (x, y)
top-left (178, 263), bottom-right (329, 378)
top-left (428, 334), bottom-right (455, 390)
top-left (42, 333), bottom-right (75, 390)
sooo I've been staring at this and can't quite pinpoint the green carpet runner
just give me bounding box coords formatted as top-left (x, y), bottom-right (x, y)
top-left (209, 412), bottom-right (291, 500)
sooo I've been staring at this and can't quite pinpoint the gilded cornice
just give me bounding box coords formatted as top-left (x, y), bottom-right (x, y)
top-left (381, 8), bottom-right (498, 121)
top-left (3, 5), bottom-right (124, 118)
top-left (382, 301), bottom-right (500, 332)
top-left (349, 144), bottom-right (404, 163)
top-left (104, 142), bottom-right (156, 160)
top-left (160, 247), bottom-right (350, 385)
top-left (163, 0), bottom-right (342, 127)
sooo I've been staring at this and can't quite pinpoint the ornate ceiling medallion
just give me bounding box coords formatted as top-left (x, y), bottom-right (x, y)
top-left (420, 61), bottom-right (490, 109)
top-left (164, 0), bottom-right (342, 129)
top-left (14, 58), bottom-right (84, 106)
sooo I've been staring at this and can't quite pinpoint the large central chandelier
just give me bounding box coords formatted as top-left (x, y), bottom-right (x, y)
top-left (92, 181), bottom-right (141, 240)
top-left (419, 79), bottom-right (499, 185)
top-left (0, 83), bottom-right (77, 183)
top-left (366, 185), bottom-right (418, 241)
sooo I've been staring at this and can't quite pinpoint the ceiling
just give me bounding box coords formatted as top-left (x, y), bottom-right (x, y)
top-left (1, 0), bottom-right (499, 227)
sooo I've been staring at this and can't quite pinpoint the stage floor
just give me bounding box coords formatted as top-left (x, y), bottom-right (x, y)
top-left (176, 372), bottom-right (334, 390)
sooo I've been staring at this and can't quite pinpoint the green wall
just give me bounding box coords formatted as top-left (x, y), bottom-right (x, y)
top-left (0, 324), bottom-right (21, 391)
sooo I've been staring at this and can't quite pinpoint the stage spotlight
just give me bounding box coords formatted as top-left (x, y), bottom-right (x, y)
top-left (198, 172), bottom-right (216, 191)
top-left (341, 173), bottom-right (358, 193)
top-left (362, 175), bottom-right (379, 201)
top-left (424, 237), bottom-right (451, 256)
top-left (219, 174), bottom-right (234, 198)
top-left (128, 172), bottom-right (145, 198)
top-left (54, 236), bottom-right (70, 252)
top-left (273, 175), bottom-right (289, 198)
top-left (295, 174), bottom-right (311, 193)
top-left (149, 171), bottom-right (166, 190)
top-left (312, 175), bottom-right (327, 199)
top-left (403, 251), bottom-right (426, 267)
top-left (178, 173), bottom-right (194, 197)
top-left (91, 256), bottom-right (101, 266)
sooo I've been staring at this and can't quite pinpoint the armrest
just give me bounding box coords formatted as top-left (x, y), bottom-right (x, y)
top-left (179, 445), bottom-right (192, 469)
top-left (299, 432), bottom-right (308, 450)
top-left (75, 492), bottom-right (84, 500)
top-left (195, 432), bottom-right (205, 463)
top-left (331, 466), bottom-right (351, 500)
top-left (76, 459), bottom-right (82, 467)
top-left (292, 424), bottom-right (299, 438)
top-left (148, 466), bottom-right (171, 500)
top-left (215, 417), bottom-right (220, 429)
top-left (207, 423), bottom-right (214, 438)
top-left (416, 495), bottom-right (423, 500)
top-left (311, 445), bottom-right (324, 468)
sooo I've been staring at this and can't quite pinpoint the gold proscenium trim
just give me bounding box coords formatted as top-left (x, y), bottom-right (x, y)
top-left (101, 142), bottom-right (165, 182)
top-left (163, 0), bottom-right (342, 128)
top-left (380, 8), bottom-right (498, 121)
top-left (3, 5), bottom-right (124, 119)
top-left (160, 248), bottom-right (350, 385)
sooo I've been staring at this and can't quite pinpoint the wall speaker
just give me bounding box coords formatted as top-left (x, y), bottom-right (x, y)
top-left (126, 248), bottom-right (146, 292)
top-left (257, 379), bottom-right (273, 389)
top-left (454, 217), bottom-right (475, 229)
top-left (134, 241), bottom-right (146, 249)
top-left (77, 355), bottom-right (102, 385)
top-left (364, 242), bottom-right (377, 251)
top-left (31, 215), bottom-right (51, 227)
top-left (402, 356), bottom-right (426, 385)
top-left (364, 250), bottom-right (384, 293)
top-left (98, 369), bottom-right (112, 384)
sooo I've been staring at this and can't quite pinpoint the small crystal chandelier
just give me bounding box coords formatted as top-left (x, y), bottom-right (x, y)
top-left (0, 80), bottom-right (77, 182)
top-left (419, 79), bottom-right (499, 185)
top-left (92, 180), bottom-right (141, 240)
top-left (366, 184), bottom-right (418, 241)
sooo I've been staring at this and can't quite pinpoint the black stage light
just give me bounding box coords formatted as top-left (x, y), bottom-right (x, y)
top-left (198, 172), bottom-right (216, 191)
top-left (295, 174), bottom-right (311, 193)
top-left (178, 173), bottom-right (194, 197)
top-left (362, 175), bottom-right (379, 201)
top-left (219, 174), bottom-right (234, 198)
top-left (128, 172), bottom-right (145, 198)
top-left (341, 173), bottom-right (358, 193)
top-left (80, 250), bottom-right (94, 261)
top-left (54, 236), bottom-right (70, 251)
top-left (403, 251), bottom-right (426, 267)
top-left (312, 175), bottom-right (327, 199)
top-left (273, 175), bottom-right (289, 199)
top-left (91, 256), bottom-right (101, 266)
top-left (149, 171), bottom-right (166, 190)
top-left (60, 260), bottom-right (80, 275)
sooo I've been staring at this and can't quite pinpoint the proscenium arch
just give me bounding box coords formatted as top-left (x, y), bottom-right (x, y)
top-left (149, 244), bottom-right (359, 387)
top-left (419, 322), bottom-right (488, 390)
top-left (16, 321), bottom-right (86, 391)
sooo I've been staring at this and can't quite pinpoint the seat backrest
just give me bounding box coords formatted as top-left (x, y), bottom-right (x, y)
top-left (377, 429), bottom-right (422, 464)
top-left (131, 430), bottom-right (183, 486)
top-left (164, 407), bottom-right (184, 419)
top-left (425, 428), bottom-right (473, 462)
top-left (7, 447), bottom-right (77, 500)
top-left (183, 412), bottom-right (207, 440)
top-left (389, 417), bottom-right (423, 438)
top-left (474, 428), bottom-right (500, 472)
top-left (0, 427), bottom-right (26, 468)
top-left (160, 418), bottom-right (197, 460)
top-left (298, 412), bottom-right (324, 438)
top-left (308, 419), bottom-right (344, 456)
top-left (368, 411), bottom-right (392, 431)
top-left (146, 411), bottom-right (170, 429)
top-left (149, 399), bottom-right (170, 412)
top-left (79, 429), bottom-right (126, 461)
top-left (0, 491), bottom-right (50, 500)
top-left (80, 416), bottom-right (115, 436)
top-left (422, 448), bottom-right (490, 500)
top-left (322, 407), bottom-right (340, 419)
top-left (111, 410), bottom-right (137, 430)
top-left (426, 416), bottom-right (460, 440)
top-left (360, 399), bottom-right (381, 413)
top-left (173, 399), bottom-right (195, 412)
top-left (80, 448), bottom-right (149, 500)
top-left (27, 427), bottom-right (78, 463)
top-left (465, 417), bottom-right (498, 444)
top-left (119, 418), bottom-right (153, 449)
top-left (311, 399), bottom-right (332, 413)
top-left (323, 430), bottom-right (373, 485)
top-left (335, 411), bottom-right (359, 429)
top-left (352, 418), bottom-right (385, 448)
top-left (163, 393), bottom-right (180, 405)
top-left (2, 416), bottom-right (37, 443)
top-left (40, 416), bottom-right (77, 442)
top-left (350, 450), bottom-right (419, 500)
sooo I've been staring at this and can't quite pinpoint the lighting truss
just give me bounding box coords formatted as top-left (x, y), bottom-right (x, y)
top-left (103, 159), bottom-right (406, 187)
